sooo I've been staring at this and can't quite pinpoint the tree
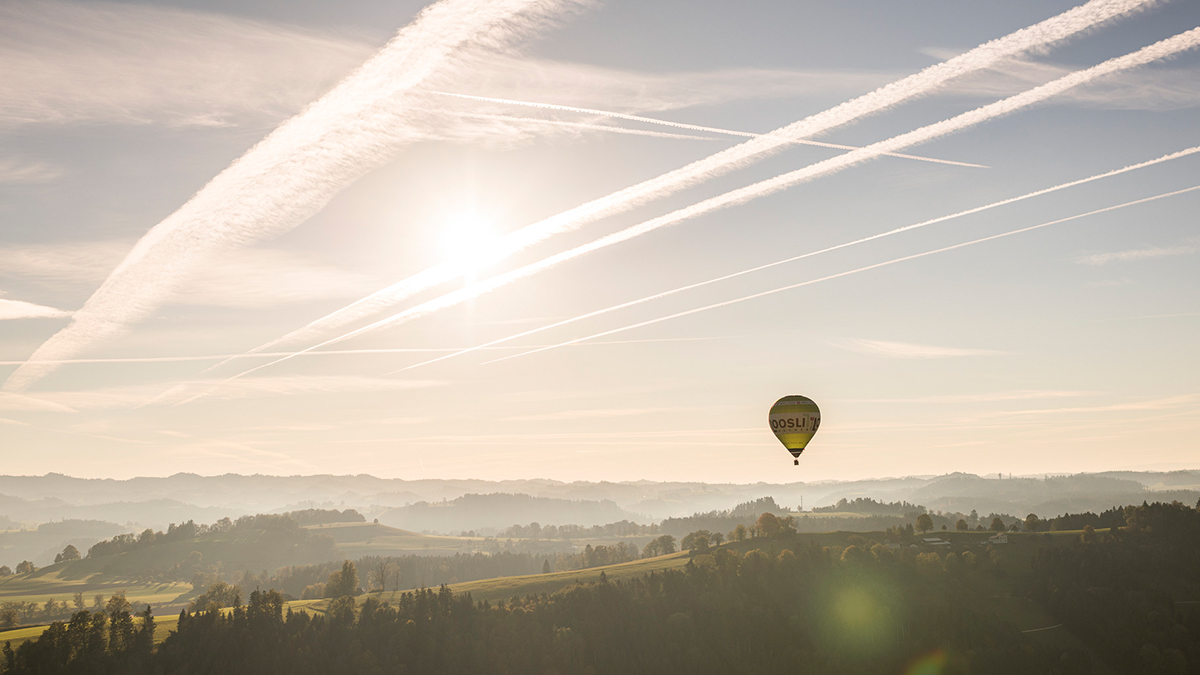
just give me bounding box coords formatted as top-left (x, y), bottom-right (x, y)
top-left (1024, 513), bottom-right (1041, 532)
top-left (369, 559), bottom-right (394, 593)
top-left (0, 608), bottom-right (17, 629)
top-left (989, 517), bottom-right (1006, 532)
top-left (106, 591), bottom-right (131, 615)
top-left (642, 535), bottom-right (677, 558)
top-left (54, 544), bottom-right (80, 564)
top-left (0, 565), bottom-right (11, 576)
top-left (326, 560), bottom-right (359, 598)
top-left (956, 519), bottom-right (968, 531)
top-left (681, 530), bottom-right (713, 551)
top-left (73, 593), bottom-right (85, 611)
top-left (542, 560), bottom-right (551, 574)
top-left (730, 524), bottom-right (748, 542)
top-left (915, 514), bottom-right (934, 534)
top-left (751, 513), bottom-right (784, 539)
top-left (15, 560), bottom-right (35, 574)
top-left (189, 582), bottom-right (240, 611)
top-left (710, 531), bottom-right (724, 546)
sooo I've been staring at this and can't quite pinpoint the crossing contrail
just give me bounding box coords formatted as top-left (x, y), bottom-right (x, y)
top-left (2, 0), bottom-right (588, 392)
top-left (393, 143), bottom-right (1200, 372)
top-left (431, 91), bottom-right (990, 168)
top-left (483, 184), bottom-right (1200, 365)
top-left (209, 0), bottom-right (1155, 369)
top-left (186, 26), bottom-right (1200, 402)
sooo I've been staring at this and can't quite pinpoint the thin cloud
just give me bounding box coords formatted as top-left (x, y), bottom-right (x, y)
top-left (843, 390), bottom-right (1095, 403)
top-left (0, 392), bottom-right (77, 413)
top-left (4, 0), bottom-right (590, 392)
top-left (927, 49), bottom-right (1200, 111)
top-left (0, 0), bottom-right (376, 127)
top-left (505, 407), bottom-right (672, 422)
top-left (987, 394), bottom-right (1200, 416)
top-left (0, 241), bottom-right (130, 285)
top-left (837, 339), bottom-right (1009, 359)
top-left (0, 241), bottom-right (385, 307)
top-left (214, 0), bottom-right (1158, 379)
top-left (0, 158), bottom-right (63, 183)
top-left (0, 298), bottom-right (71, 320)
top-left (0, 376), bottom-right (445, 412)
top-left (172, 249), bottom-right (383, 308)
top-left (1076, 242), bottom-right (1196, 265)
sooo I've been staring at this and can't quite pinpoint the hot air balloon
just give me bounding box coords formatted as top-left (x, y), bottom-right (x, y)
top-left (769, 395), bottom-right (821, 465)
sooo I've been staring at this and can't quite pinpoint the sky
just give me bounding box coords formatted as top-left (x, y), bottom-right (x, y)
top-left (1, 0), bottom-right (1198, 483)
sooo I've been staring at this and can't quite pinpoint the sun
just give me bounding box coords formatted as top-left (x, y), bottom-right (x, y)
top-left (437, 209), bottom-right (502, 275)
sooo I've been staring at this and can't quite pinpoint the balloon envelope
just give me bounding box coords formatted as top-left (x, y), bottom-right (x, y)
top-left (769, 395), bottom-right (821, 458)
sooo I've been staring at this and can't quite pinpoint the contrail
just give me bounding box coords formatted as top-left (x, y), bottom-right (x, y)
top-left (214, 0), bottom-right (1155, 366)
top-left (435, 108), bottom-right (723, 141)
top-left (484, 184), bottom-right (1200, 365)
top-left (394, 143), bottom-right (1200, 372)
top-left (190, 26), bottom-right (1200, 401)
top-left (2, 0), bottom-right (587, 392)
top-left (432, 91), bottom-right (990, 168)
top-left (0, 337), bottom-right (719, 367)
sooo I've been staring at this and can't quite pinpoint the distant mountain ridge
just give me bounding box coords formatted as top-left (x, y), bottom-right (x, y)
top-left (0, 470), bottom-right (1195, 551)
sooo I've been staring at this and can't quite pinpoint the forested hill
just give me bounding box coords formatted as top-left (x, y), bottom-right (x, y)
top-left (5, 500), bottom-right (1199, 674)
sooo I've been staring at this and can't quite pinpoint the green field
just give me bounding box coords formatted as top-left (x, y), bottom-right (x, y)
top-left (0, 567), bottom-right (192, 610)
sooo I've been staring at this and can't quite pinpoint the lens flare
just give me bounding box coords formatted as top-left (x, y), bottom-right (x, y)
top-left (905, 649), bottom-right (948, 675)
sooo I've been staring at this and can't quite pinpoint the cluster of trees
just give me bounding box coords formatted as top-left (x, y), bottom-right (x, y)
top-left (1, 593), bottom-right (140, 631)
top-left (552, 541), bottom-right (643, 571)
top-left (493, 519), bottom-right (660, 540)
top-left (282, 509), bottom-right (365, 526)
top-left (0, 562), bottom-right (35, 577)
top-left (299, 561), bottom-right (361, 600)
top-left (812, 497), bottom-right (925, 515)
top-left (2, 598), bottom-right (155, 673)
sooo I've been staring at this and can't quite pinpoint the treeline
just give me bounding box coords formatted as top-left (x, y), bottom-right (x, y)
top-left (195, 551), bottom-right (552, 600)
top-left (281, 508), bottom-right (364, 526)
top-left (812, 496), bottom-right (925, 515)
top-left (492, 519), bottom-right (660, 540)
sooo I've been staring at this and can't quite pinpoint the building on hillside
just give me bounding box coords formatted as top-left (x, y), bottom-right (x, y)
top-left (987, 533), bottom-right (1008, 545)
top-left (921, 537), bottom-right (951, 547)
